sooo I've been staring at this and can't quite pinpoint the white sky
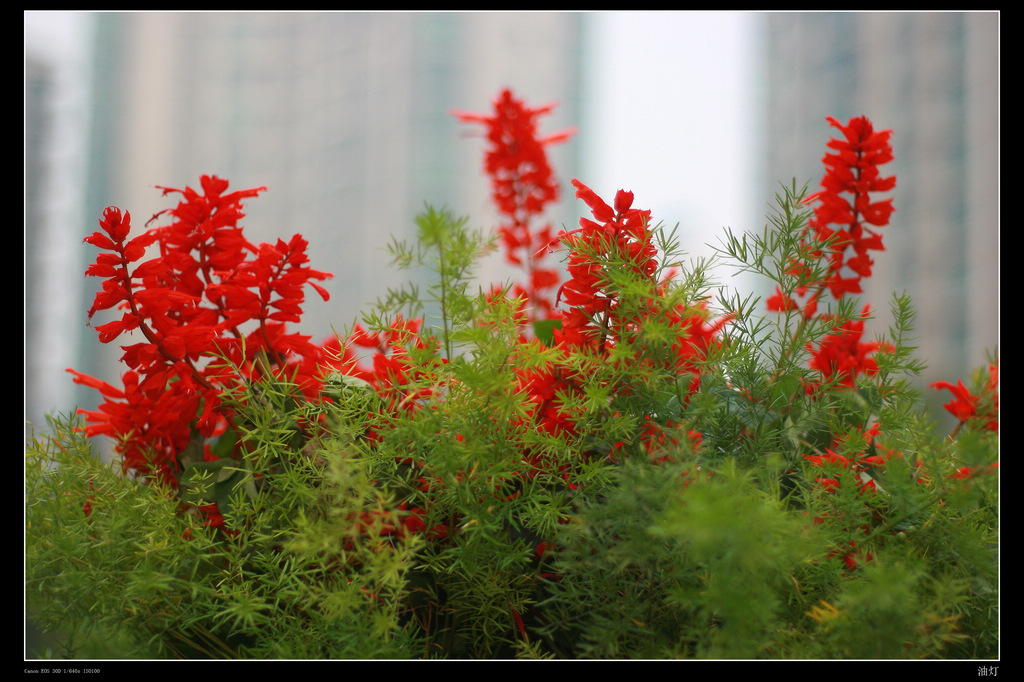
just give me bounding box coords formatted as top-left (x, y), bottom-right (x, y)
top-left (584, 11), bottom-right (763, 277)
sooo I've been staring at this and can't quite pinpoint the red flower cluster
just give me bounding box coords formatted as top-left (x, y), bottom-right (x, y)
top-left (931, 360), bottom-right (999, 433)
top-left (343, 316), bottom-right (446, 419)
top-left (69, 175), bottom-right (340, 491)
top-left (802, 422), bottom-right (900, 571)
top-left (453, 92), bottom-right (727, 468)
top-left (800, 355), bottom-right (999, 573)
top-left (453, 89), bottom-right (575, 325)
top-left (798, 393), bottom-right (998, 578)
top-left (765, 117), bottom-right (897, 393)
top-left (555, 180), bottom-right (660, 350)
top-left (802, 390), bottom-right (997, 572)
top-left (804, 422), bottom-right (890, 495)
top-left (504, 180), bottom-right (729, 463)
top-left (615, 415), bottom-right (704, 465)
top-left (767, 115), bottom-right (895, 319)
top-left (806, 305), bottom-right (891, 391)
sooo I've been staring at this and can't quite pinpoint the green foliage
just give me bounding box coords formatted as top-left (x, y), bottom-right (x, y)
top-left (26, 192), bottom-right (998, 659)
top-left (26, 403), bottom-right (422, 659)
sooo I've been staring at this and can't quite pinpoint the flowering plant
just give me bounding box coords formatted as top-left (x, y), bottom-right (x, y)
top-left (26, 90), bottom-right (997, 660)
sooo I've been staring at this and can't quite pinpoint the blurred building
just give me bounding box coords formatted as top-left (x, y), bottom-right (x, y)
top-left (26, 12), bottom-right (585, 429)
top-left (25, 12), bottom-right (96, 436)
top-left (761, 11), bottom-right (999, 388)
top-left (28, 11), bottom-right (997, 435)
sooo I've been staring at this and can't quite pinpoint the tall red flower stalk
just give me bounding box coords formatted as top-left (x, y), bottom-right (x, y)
top-left (453, 89), bottom-right (575, 327)
top-left (767, 116), bottom-right (896, 392)
top-left (68, 175), bottom-right (336, 488)
top-left (768, 115), bottom-right (895, 320)
top-left (779, 119), bottom-right (997, 577)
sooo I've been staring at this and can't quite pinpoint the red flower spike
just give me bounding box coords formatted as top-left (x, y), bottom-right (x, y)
top-left (455, 90), bottom-right (575, 329)
top-left (71, 176), bottom-right (340, 510)
top-left (555, 180), bottom-right (661, 351)
top-left (768, 116), bottom-right (895, 321)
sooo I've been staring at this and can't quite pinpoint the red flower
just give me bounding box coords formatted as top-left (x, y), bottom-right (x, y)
top-left (931, 360), bottom-right (999, 432)
top-left (68, 368), bottom-right (202, 487)
top-left (951, 462), bottom-right (999, 480)
top-left (454, 90), bottom-right (575, 326)
top-left (834, 540), bottom-right (874, 572)
top-left (931, 378), bottom-right (979, 423)
top-left (803, 446), bottom-right (881, 495)
top-left (514, 348), bottom-right (584, 439)
top-left (554, 180), bottom-right (659, 350)
top-left (768, 116), bottom-right (895, 319)
top-left (806, 305), bottom-right (890, 390)
top-left (70, 176), bottom-right (339, 497)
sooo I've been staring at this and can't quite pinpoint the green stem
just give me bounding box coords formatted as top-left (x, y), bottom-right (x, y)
top-left (438, 241), bottom-right (453, 362)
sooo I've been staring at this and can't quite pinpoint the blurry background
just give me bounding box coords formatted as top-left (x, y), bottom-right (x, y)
top-left (25, 11), bottom-right (998, 438)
